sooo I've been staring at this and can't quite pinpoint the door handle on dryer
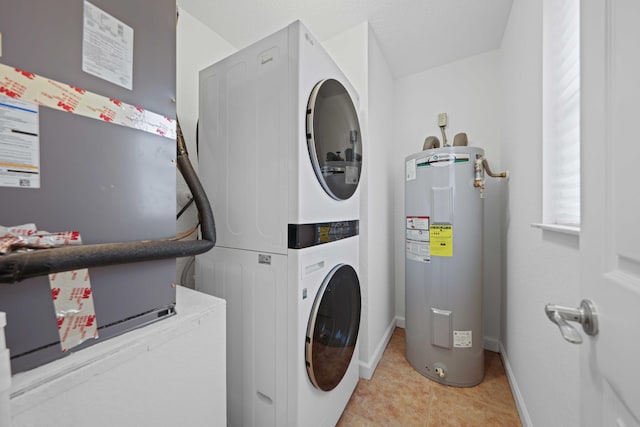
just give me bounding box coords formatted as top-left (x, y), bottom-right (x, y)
top-left (545, 299), bottom-right (598, 344)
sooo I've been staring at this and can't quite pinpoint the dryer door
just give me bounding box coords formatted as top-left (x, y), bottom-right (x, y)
top-left (306, 79), bottom-right (362, 200)
top-left (305, 263), bottom-right (361, 391)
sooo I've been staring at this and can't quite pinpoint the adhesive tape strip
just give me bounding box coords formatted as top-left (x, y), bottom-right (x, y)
top-left (0, 62), bottom-right (176, 140)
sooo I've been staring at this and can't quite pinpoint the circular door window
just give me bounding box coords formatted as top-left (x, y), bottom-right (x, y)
top-left (306, 79), bottom-right (362, 200)
top-left (305, 264), bottom-right (361, 391)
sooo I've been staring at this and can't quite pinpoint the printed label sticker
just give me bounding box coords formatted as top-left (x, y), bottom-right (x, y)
top-left (406, 228), bottom-right (429, 242)
top-left (418, 153), bottom-right (470, 167)
top-left (83, 1), bottom-right (134, 90)
top-left (406, 216), bottom-right (429, 231)
top-left (453, 330), bottom-right (472, 348)
top-left (405, 240), bottom-right (430, 263)
top-left (0, 96), bottom-right (40, 188)
top-left (406, 216), bottom-right (431, 262)
top-left (430, 224), bottom-right (453, 257)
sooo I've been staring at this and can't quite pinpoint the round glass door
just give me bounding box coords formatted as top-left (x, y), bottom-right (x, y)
top-left (305, 264), bottom-right (361, 391)
top-left (306, 79), bottom-right (362, 200)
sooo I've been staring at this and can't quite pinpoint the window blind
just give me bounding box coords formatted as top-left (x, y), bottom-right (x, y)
top-left (543, 0), bottom-right (581, 227)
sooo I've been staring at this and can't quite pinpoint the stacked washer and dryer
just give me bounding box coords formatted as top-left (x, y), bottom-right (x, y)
top-left (196, 21), bottom-right (363, 427)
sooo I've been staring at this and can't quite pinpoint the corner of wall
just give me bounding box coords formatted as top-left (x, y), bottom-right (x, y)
top-left (321, 22), bottom-right (369, 102)
top-left (176, 7), bottom-right (237, 288)
top-left (359, 317), bottom-right (397, 380)
top-left (499, 342), bottom-right (533, 427)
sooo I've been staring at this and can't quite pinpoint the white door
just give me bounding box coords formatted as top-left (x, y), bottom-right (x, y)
top-left (580, 0), bottom-right (640, 424)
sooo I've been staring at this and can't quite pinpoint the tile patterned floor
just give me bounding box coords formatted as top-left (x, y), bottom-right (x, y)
top-left (337, 328), bottom-right (522, 426)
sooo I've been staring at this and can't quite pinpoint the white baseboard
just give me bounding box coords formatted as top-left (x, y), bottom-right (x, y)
top-left (483, 336), bottom-right (500, 352)
top-left (358, 318), bottom-right (398, 380)
top-left (500, 342), bottom-right (533, 427)
top-left (395, 316), bottom-right (405, 328)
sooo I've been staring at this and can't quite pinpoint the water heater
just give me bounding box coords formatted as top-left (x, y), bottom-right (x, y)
top-left (404, 146), bottom-right (484, 387)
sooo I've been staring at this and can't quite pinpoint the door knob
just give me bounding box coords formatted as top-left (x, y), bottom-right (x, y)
top-left (545, 299), bottom-right (598, 344)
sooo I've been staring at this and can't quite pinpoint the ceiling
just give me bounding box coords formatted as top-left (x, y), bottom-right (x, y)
top-left (178, 0), bottom-right (513, 79)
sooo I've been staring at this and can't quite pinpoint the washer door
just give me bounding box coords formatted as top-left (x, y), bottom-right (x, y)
top-left (306, 79), bottom-right (362, 200)
top-left (305, 264), bottom-right (361, 391)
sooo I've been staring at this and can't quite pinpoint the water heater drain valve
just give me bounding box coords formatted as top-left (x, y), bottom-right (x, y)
top-left (434, 367), bottom-right (446, 378)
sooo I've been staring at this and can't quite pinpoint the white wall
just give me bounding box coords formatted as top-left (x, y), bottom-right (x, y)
top-left (500, 0), bottom-right (580, 426)
top-left (324, 23), bottom-right (397, 379)
top-left (176, 7), bottom-right (236, 288)
top-left (362, 29), bottom-right (396, 376)
top-left (392, 50), bottom-right (505, 348)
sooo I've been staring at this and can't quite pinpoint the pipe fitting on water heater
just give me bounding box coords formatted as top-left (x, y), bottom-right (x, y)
top-left (421, 113), bottom-right (509, 196)
top-left (474, 156), bottom-right (484, 188)
top-left (473, 156), bottom-right (509, 197)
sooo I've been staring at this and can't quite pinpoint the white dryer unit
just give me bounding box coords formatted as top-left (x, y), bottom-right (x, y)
top-left (198, 20), bottom-right (363, 255)
top-left (196, 236), bottom-right (361, 427)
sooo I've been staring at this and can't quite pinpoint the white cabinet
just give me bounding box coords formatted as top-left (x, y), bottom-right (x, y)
top-left (1, 287), bottom-right (226, 427)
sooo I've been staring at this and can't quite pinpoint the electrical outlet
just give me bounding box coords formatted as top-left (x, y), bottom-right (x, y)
top-left (438, 112), bottom-right (447, 127)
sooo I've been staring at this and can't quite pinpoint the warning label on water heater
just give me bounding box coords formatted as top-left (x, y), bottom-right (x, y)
top-left (430, 224), bottom-right (453, 257)
top-left (405, 216), bottom-right (430, 263)
top-left (406, 240), bottom-right (430, 263)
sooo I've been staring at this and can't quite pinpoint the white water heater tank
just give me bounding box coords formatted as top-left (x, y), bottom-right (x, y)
top-left (404, 146), bottom-right (484, 387)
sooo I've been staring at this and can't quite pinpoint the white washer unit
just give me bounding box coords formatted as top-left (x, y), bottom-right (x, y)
top-left (196, 236), bottom-right (360, 427)
top-left (198, 20), bottom-right (363, 255)
top-left (292, 236), bottom-right (361, 426)
top-left (197, 20), bottom-right (363, 427)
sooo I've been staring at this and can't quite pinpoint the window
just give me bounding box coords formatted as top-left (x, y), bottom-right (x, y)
top-left (542, 0), bottom-right (581, 228)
